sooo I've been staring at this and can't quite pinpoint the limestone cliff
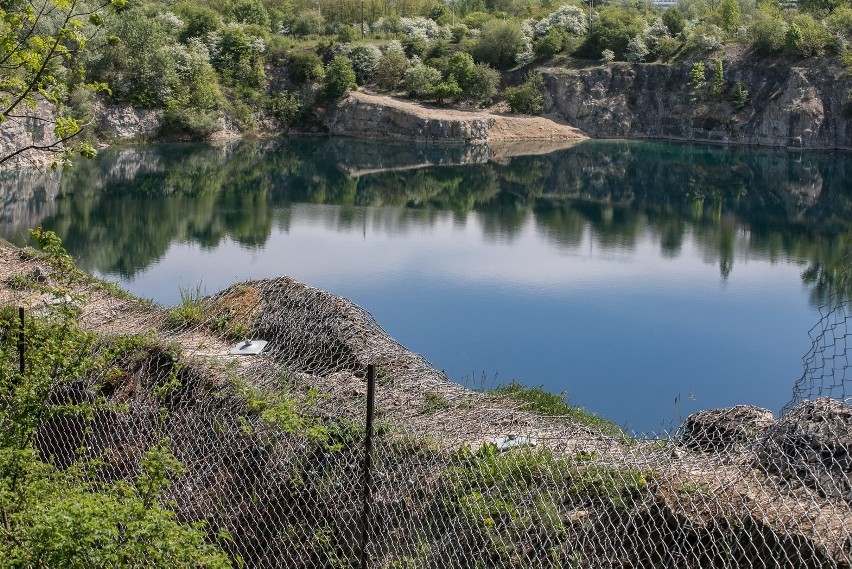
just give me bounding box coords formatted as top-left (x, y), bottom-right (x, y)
top-left (543, 55), bottom-right (852, 150)
top-left (322, 91), bottom-right (586, 143)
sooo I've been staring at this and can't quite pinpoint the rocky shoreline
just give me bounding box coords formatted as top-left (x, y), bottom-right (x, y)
top-left (4, 52), bottom-right (851, 167)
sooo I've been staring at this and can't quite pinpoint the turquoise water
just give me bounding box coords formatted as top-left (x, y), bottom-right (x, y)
top-left (3, 137), bottom-right (850, 433)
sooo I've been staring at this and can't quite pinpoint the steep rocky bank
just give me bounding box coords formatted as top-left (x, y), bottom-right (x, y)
top-left (321, 90), bottom-right (587, 143)
top-left (543, 54), bottom-right (852, 150)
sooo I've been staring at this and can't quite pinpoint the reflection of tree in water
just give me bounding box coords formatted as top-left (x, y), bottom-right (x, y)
top-left (14, 138), bottom-right (852, 302)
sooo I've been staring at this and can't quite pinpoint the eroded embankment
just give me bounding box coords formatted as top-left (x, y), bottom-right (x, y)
top-left (1, 240), bottom-right (850, 567)
top-left (322, 91), bottom-right (588, 144)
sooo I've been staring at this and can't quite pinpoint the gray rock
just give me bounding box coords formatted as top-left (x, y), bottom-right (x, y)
top-left (758, 397), bottom-right (852, 504)
top-left (543, 56), bottom-right (852, 150)
top-left (681, 405), bottom-right (776, 451)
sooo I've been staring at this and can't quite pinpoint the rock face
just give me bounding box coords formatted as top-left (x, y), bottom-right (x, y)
top-left (758, 397), bottom-right (852, 503)
top-left (323, 91), bottom-right (586, 143)
top-left (95, 102), bottom-right (164, 141)
top-left (0, 98), bottom-right (62, 166)
top-left (681, 405), bottom-right (776, 451)
top-left (543, 56), bottom-right (852, 150)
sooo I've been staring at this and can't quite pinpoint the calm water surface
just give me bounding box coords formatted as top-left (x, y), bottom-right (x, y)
top-left (3, 138), bottom-right (850, 433)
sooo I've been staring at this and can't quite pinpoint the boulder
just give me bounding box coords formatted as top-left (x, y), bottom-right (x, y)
top-left (681, 405), bottom-right (776, 451)
top-left (758, 397), bottom-right (852, 504)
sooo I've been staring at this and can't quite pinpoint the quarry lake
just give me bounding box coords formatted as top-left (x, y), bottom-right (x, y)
top-left (3, 137), bottom-right (850, 433)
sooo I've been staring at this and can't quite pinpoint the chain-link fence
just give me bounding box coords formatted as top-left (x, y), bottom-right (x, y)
top-left (1, 241), bottom-right (850, 567)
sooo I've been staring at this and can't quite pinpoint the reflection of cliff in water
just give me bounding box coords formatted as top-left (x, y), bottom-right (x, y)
top-left (0, 168), bottom-right (60, 239)
top-left (2, 138), bottom-right (850, 303)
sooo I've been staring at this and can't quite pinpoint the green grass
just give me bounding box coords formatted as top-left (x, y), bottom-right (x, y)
top-left (163, 285), bottom-right (207, 330)
top-left (422, 391), bottom-right (451, 413)
top-left (491, 381), bottom-right (626, 439)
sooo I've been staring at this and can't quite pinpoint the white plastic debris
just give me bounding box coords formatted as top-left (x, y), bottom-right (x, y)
top-left (229, 339), bottom-right (268, 355)
top-left (493, 434), bottom-right (537, 451)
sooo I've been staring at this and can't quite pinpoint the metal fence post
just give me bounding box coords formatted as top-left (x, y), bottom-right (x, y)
top-left (360, 364), bottom-right (376, 569)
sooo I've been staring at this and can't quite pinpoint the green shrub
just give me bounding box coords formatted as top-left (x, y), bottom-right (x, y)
top-left (322, 55), bottom-right (357, 100)
top-left (731, 81), bottom-right (749, 110)
top-left (585, 7), bottom-right (646, 60)
top-left (654, 36), bottom-right (681, 61)
top-left (268, 91), bottom-right (303, 128)
top-left (662, 7), bottom-right (685, 36)
top-left (374, 50), bottom-right (409, 91)
top-left (785, 14), bottom-right (832, 57)
top-left (503, 72), bottom-right (544, 114)
top-left (336, 24), bottom-right (358, 43)
top-left (749, 6), bottom-right (788, 54)
top-left (464, 63), bottom-right (500, 105)
top-left (290, 10), bottom-right (324, 37)
top-left (472, 19), bottom-right (526, 69)
top-left (715, 0), bottom-right (741, 34)
top-left (288, 49), bottom-right (324, 84)
top-left (534, 28), bottom-right (566, 60)
top-left (349, 44), bottom-right (382, 84)
top-left (227, 0), bottom-right (270, 28)
top-left (0, 309), bottom-right (230, 567)
top-left (174, 3), bottom-right (221, 42)
top-left (404, 63), bottom-right (442, 98)
top-left (433, 76), bottom-right (463, 103)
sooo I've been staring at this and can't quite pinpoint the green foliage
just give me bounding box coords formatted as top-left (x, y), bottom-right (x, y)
top-left (289, 50), bottom-right (325, 84)
top-left (322, 55), bottom-right (357, 100)
top-left (534, 28), bottom-right (567, 60)
top-left (30, 227), bottom-right (77, 277)
top-left (716, 0), bottom-right (741, 35)
top-left (269, 91), bottom-right (304, 128)
top-left (464, 63), bottom-right (500, 105)
top-left (0, 307), bottom-right (230, 566)
top-left (349, 44), bottom-right (383, 84)
top-left (374, 50), bottom-right (410, 91)
top-left (785, 14), bottom-right (833, 56)
top-left (749, 6), bottom-right (788, 54)
top-left (164, 284), bottom-right (207, 330)
top-left (336, 24), bottom-right (359, 43)
top-left (444, 52), bottom-right (499, 104)
top-left (175, 2), bottom-right (222, 42)
top-left (443, 443), bottom-right (653, 537)
top-left (585, 7), bottom-right (646, 60)
top-left (0, 0), bottom-right (122, 165)
top-left (228, 0), bottom-right (270, 27)
top-left (208, 23), bottom-right (267, 88)
top-left (731, 82), bottom-right (750, 110)
top-left (503, 72), bottom-right (544, 114)
top-left (491, 381), bottom-right (625, 438)
top-left (233, 381), bottom-right (339, 448)
top-left (404, 63), bottom-right (443, 98)
top-left (689, 61), bottom-right (707, 93)
top-left (472, 19), bottom-right (526, 69)
top-left (625, 36), bottom-right (649, 63)
top-left (433, 77), bottom-right (463, 103)
top-left (653, 36), bottom-right (681, 62)
top-left (662, 7), bottom-right (686, 36)
top-left (712, 58), bottom-right (725, 97)
top-left (290, 10), bottom-right (325, 36)
top-left (423, 392), bottom-right (451, 413)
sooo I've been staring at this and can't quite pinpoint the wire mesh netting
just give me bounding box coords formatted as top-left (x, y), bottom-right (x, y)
top-left (0, 242), bottom-right (850, 567)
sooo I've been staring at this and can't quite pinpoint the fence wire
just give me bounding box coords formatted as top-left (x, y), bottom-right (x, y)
top-left (1, 243), bottom-right (850, 568)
